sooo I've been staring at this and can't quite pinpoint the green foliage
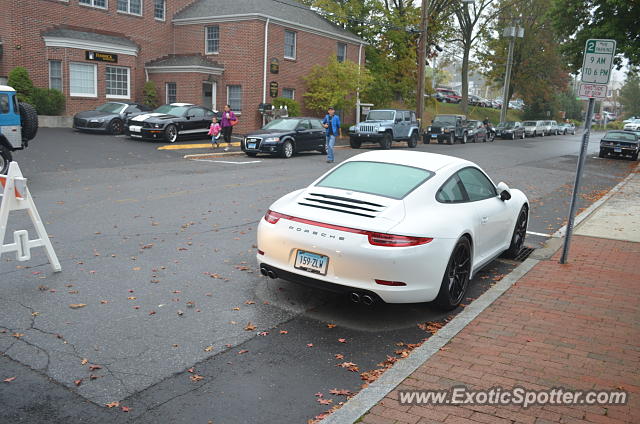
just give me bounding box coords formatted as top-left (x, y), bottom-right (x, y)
top-left (142, 81), bottom-right (159, 109)
top-left (549, 0), bottom-right (640, 71)
top-left (619, 75), bottom-right (640, 118)
top-left (30, 87), bottom-right (66, 115)
top-left (7, 67), bottom-right (34, 103)
top-left (303, 56), bottom-right (373, 113)
top-left (557, 90), bottom-right (583, 120)
top-left (272, 97), bottom-right (301, 117)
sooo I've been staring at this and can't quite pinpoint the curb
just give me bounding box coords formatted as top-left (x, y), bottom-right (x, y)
top-left (321, 163), bottom-right (640, 424)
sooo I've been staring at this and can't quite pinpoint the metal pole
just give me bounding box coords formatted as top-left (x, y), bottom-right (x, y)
top-left (560, 97), bottom-right (595, 264)
top-left (500, 32), bottom-right (515, 123)
top-left (416, 0), bottom-right (429, 129)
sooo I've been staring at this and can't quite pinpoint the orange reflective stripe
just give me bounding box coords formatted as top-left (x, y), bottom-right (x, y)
top-left (0, 176), bottom-right (22, 198)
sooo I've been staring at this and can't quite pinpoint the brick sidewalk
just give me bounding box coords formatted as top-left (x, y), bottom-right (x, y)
top-left (363, 235), bottom-right (639, 424)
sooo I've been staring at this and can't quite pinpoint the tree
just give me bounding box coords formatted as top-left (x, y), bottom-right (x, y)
top-left (303, 56), bottom-right (373, 113)
top-left (620, 75), bottom-right (640, 118)
top-left (7, 67), bottom-right (34, 103)
top-left (142, 81), bottom-right (159, 109)
top-left (549, 0), bottom-right (640, 72)
top-left (272, 97), bottom-right (301, 117)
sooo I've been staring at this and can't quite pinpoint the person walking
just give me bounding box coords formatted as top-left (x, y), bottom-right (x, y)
top-left (220, 104), bottom-right (238, 151)
top-left (321, 107), bottom-right (340, 163)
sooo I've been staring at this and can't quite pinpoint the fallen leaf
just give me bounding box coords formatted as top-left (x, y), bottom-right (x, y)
top-left (100, 300), bottom-right (109, 304)
top-left (238, 349), bottom-right (249, 355)
top-left (338, 338), bottom-right (347, 343)
top-left (74, 379), bottom-right (83, 386)
top-left (204, 346), bottom-right (214, 352)
top-left (258, 331), bottom-right (269, 336)
top-left (334, 354), bottom-right (344, 360)
top-left (69, 304), bottom-right (87, 309)
top-left (244, 300), bottom-right (256, 305)
top-left (190, 374), bottom-right (204, 382)
top-left (12, 333), bottom-right (25, 339)
top-left (132, 267), bottom-right (141, 271)
top-left (177, 310), bottom-right (184, 316)
top-left (232, 307), bottom-right (241, 311)
top-left (3, 377), bottom-right (16, 383)
top-left (307, 343), bottom-right (314, 348)
top-left (89, 365), bottom-right (102, 371)
top-left (279, 330), bottom-right (288, 335)
top-left (315, 392), bottom-right (324, 397)
top-left (105, 402), bottom-right (120, 408)
top-left (148, 310), bottom-right (156, 315)
top-left (127, 296), bottom-right (137, 300)
top-left (244, 322), bottom-right (257, 331)
top-left (327, 324), bottom-right (336, 329)
top-left (329, 388), bottom-right (351, 396)
top-left (318, 398), bottom-right (333, 405)
top-left (80, 359), bottom-right (88, 365)
top-left (121, 406), bottom-right (130, 412)
top-left (89, 374), bottom-right (99, 380)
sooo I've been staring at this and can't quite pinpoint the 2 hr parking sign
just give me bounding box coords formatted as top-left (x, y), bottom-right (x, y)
top-left (581, 39), bottom-right (616, 84)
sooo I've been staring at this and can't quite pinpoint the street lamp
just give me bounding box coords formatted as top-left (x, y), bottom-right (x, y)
top-left (500, 23), bottom-right (524, 123)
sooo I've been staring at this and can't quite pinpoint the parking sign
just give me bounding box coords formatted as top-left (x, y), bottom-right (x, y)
top-left (581, 39), bottom-right (616, 84)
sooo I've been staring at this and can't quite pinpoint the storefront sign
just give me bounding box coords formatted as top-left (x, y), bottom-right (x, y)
top-left (270, 81), bottom-right (279, 98)
top-left (85, 51), bottom-right (118, 63)
top-left (270, 58), bottom-right (279, 74)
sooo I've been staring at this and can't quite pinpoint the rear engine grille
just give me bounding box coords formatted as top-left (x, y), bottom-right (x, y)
top-left (298, 192), bottom-right (387, 218)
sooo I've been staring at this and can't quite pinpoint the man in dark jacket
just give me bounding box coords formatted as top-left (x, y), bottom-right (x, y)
top-left (322, 107), bottom-right (341, 163)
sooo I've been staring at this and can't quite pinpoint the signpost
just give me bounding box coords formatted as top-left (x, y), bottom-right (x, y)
top-left (560, 39), bottom-right (616, 264)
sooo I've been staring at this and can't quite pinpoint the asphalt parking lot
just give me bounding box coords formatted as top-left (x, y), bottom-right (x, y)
top-left (1, 127), bottom-right (636, 423)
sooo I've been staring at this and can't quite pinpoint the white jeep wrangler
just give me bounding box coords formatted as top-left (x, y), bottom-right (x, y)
top-left (0, 85), bottom-right (38, 174)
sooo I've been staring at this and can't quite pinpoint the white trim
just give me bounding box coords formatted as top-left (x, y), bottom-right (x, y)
top-left (284, 29), bottom-right (296, 60)
top-left (69, 62), bottom-right (97, 98)
top-left (337, 42), bottom-right (347, 62)
top-left (282, 88), bottom-right (295, 100)
top-left (105, 65), bottom-right (131, 99)
top-left (153, 0), bottom-right (166, 21)
top-left (48, 60), bottom-right (63, 92)
top-left (173, 13), bottom-right (366, 45)
top-left (146, 65), bottom-right (223, 75)
top-left (204, 25), bottom-right (220, 55)
top-left (117, 0), bottom-right (143, 16)
top-left (78, 0), bottom-right (108, 10)
top-left (165, 82), bottom-right (177, 104)
top-left (262, 19), bottom-right (270, 105)
top-left (43, 36), bottom-right (138, 56)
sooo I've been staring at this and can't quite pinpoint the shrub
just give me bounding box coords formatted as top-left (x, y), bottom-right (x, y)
top-left (7, 67), bottom-right (34, 103)
top-left (272, 97), bottom-right (300, 117)
top-left (143, 81), bottom-right (159, 109)
top-left (30, 87), bottom-right (66, 115)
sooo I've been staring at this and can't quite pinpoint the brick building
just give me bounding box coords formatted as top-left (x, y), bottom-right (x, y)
top-left (0, 0), bottom-right (364, 132)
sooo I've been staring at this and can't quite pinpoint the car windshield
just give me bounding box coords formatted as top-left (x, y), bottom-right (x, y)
top-left (262, 119), bottom-right (300, 131)
top-left (605, 131), bottom-right (638, 141)
top-left (96, 103), bottom-right (125, 113)
top-left (316, 161), bottom-right (434, 200)
top-left (498, 122), bottom-right (515, 128)
top-left (154, 104), bottom-right (190, 116)
top-left (433, 116), bottom-right (456, 125)
top-left (467, 121), bottom-right (479, 128)
top-left (366, 111), bottom-right (395, 121)
top-left (523, 121), bottom-right (537, 126)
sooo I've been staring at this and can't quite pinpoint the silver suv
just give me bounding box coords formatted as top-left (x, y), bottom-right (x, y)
top-left (522, 120), bottom-right (545, 137)
top-left (348, 109), bottom-right (420, 149)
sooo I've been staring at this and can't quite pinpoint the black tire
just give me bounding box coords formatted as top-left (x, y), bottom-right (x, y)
top-left (318, 143), bottom-right (328, 155)
top-left (511, 132), bottom-right (515, 140)
top-left (503, 206), bottom-right (528, 259)
top-left (472, 134), bottom-right (477, 143)
top-left (165, 124), bottom-right (178, 143)
top-left (0, 144), bottom-right (12, 175)
top-left (19, 102), bottom-right (39, 142)
top-left (461, 132), bottom-right (467, 144)
top-left (632, 152), bottom-right (639, 161)
top-left (246, 152), bottom-right (258, 157)
top-left (349, 137), bottom-right (361, 149)
top-left (435, 237), bottom-right (472, 311)
top-left (521, 131), bottom-right (525, 139)
top-left (108, 119), bottom-right (124, 135)
top-left (380, 132), bottom-right (392, 150)
top-left (281, 140), bottom-right (294, 158)
top-left (408, 131), bottom-right (418, 148)
top-left (599, 148), bottom-right (606, 158)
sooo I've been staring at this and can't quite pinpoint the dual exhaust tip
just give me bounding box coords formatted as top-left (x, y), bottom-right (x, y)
top-left (260, 265), bottom-right (277, 279)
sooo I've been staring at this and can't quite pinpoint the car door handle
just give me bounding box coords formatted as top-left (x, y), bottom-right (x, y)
top-left (481, 216), bottom-right (489, 224)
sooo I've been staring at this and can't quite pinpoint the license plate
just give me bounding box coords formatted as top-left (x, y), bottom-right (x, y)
top-left (130, 134), bottom-right (142, 138)
top-left (129, 125), bottom-right (142, 132)
top-left (294, 250), bottom-right (329, 275)
top-left (431, 134), bottom-right (437, 138)
top-left (614, 147), bottom-right (622, 152)
top-left (247, 143), bottom-right (256, 149)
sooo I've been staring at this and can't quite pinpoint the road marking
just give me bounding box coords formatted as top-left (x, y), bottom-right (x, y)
top-left (526, 231), bottom-right (553, 237)
top-left (158, 142), bottom-right (241, 150)
top-left (191, 159), bottom-right (262, 164)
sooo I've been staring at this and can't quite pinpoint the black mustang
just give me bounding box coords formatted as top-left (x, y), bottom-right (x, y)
top-left (242, 117), bottom-right (327, 158)
top-left (125, 103), bottom-right (216, 142)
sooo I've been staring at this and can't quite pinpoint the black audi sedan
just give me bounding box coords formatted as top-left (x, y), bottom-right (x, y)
top-left (242, 118), bottom-right (327, 158)
top-left (73, 102), bottom-right (151, 134)
top-left (125, 103), bottom-right (217, 142)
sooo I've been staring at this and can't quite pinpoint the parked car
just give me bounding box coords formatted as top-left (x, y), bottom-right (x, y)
top-left (558, 123), bottom-right (576, 135)
top-left (496, 121), bottom-right (525, 140)
top-left (0, 85), bottom-right (38, 174)
top-left (623, 116), bottom-right (638, 124)
top-left (539, 121), bottom-right (554, 136)
top-left (466, 120), bottom-right (488, 143)
top-left (623, 119), bottom-right (640, 131)
top-left (522, 120), bottom-right (545, 137)
top-left (599, 131), bottom-right (639, 161)
top-left (74, 102), bottom-right (151, 135)
top-left (348, 109), bottom-right (420, 150)
top-left (424, 114), bottom-right (468, 144)
top-left (548, 120), bottom-right (561, 135)
top-left (435, 88), bottom-right (462, 104)
top-left (242, 117), bottom-right (326, 158)
top-left (125, 103), bottom-right (216, 142)
top-left (257, 150), bottom-right (529, 310)
top-left (468, 95), bottom-right (488, 108)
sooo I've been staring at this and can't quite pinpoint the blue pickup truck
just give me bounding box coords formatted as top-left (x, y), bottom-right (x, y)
top-left (0, 85), bottom-right (38, 174)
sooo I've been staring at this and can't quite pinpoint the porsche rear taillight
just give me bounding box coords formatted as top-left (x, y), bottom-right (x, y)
top-left (264, 209), bottom-right (290, 224)
top-left (367, 232), bottom-right (433, 247)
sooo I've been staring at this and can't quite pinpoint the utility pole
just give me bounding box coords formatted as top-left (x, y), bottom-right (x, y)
top-left (499, 24), bottom-right (523, 123)
top-left (416, 0), bottom-right (430, 128)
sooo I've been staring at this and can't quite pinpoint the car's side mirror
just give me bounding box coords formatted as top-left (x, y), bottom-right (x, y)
top-left (497, 182), bottom-right (511, 201)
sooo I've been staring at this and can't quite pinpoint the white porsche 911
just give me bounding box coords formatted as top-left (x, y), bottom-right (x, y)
top-left (257, 151), bottom-right (528, 310)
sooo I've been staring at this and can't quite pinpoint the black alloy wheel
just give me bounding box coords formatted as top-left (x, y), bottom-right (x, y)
top-left (503, 206), bottom-right (528, 259)
top-left (109, 119), bottom-right (124, 135)
top-left (435, 237), bottom-right (472, 310)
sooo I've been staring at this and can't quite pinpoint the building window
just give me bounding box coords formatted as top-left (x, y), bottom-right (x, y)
top-left (282, 88), bottom-right (295, 100)
top-left (118, 0), bottom-right (142, 15)
top-left (205, 26), bottom-right (219, 54)
top-left (69, 63), bottom-right (96, 97)
top-left (154, 0), bottom-right (165, 20)
top-left (227, 85), bottom-right (242, 111)
top-left (105, 66), bottom-right (130, 98)
top-left (337, 43), bottom-right (347, 63)
top-left (49, 60), bottom-right (63, 91)
top-left (166, 82), bottom-right (177, 104)
top-left (79, 0), bottom-right (107, 8)
top-left (284, 30), bottom-right (296, 60)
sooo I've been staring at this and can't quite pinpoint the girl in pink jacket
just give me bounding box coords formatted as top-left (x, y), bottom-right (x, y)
top-left (208, 116), bottom-right (222, 148)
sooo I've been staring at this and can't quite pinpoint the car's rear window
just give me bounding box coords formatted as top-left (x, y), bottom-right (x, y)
top-left (315, 161), bottom-right (434, 200)
top-left (523, 121), bottom-right (536, 126)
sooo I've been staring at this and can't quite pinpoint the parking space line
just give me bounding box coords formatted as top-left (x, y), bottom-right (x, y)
top-left (526, 230), bottom-right (553, 237)
top-left (158, 142), bottom-right (241, 150)
top-left (190, 159), bottom-right (262, 164)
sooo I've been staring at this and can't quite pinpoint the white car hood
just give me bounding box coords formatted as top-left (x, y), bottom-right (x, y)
top-left (269, 187), bottom-right (406, 233)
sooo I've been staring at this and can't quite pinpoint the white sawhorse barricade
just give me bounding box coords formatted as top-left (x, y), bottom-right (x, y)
top-left (0, 162), bottom-right (61, 272)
